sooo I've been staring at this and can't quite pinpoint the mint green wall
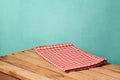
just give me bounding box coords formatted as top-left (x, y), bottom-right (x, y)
top-left (0, 0), bottom-right (120, 65)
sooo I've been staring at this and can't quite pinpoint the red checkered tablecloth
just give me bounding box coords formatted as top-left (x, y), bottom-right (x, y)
top-left (35, 43), bottom-right (107, 72)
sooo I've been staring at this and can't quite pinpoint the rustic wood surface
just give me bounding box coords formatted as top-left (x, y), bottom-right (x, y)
top-left (0, 72), bottom-right (19, 80)
top-left (0, 49), bottom-right (120, 80)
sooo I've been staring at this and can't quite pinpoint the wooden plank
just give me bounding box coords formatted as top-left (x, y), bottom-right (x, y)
top-left (102, 64), bottom-right (120, 72)
top-left (0, 55), bottom-right (77, 80)
top-left (80, 69), bottom-right (118, 80)
top-left (0, 72), bottom-right (19, 80)
top-left (90, 67), bottom-right (120, 79)
top-left (0, 60), bottom-right (52, 80)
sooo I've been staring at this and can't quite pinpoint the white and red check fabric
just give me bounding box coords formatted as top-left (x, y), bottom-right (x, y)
top-left (35, 43), bottom-right (107, 72)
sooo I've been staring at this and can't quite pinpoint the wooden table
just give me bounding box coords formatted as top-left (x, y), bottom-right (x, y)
top-left (0, 49), bottom-right (120, 80)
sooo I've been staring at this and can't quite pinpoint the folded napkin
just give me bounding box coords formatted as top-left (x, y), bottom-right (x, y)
top-left (35, 43), bottom-right (107, 72)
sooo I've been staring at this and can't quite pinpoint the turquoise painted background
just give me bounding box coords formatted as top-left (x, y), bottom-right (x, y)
top-left (0, 0), bottom-right (120, 65)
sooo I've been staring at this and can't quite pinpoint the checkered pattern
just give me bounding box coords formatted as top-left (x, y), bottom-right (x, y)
top-left (35, 43), bottom-right (107, 72)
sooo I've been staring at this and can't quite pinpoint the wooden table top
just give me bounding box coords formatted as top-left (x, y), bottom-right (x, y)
top-left (0, 49), bottom-right (120, 80)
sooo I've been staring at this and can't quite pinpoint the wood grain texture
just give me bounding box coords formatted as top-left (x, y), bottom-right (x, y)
top-left (0, 72), bottom-right (19, 80)
top-left (0, 48), bottom-right (120, 80)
